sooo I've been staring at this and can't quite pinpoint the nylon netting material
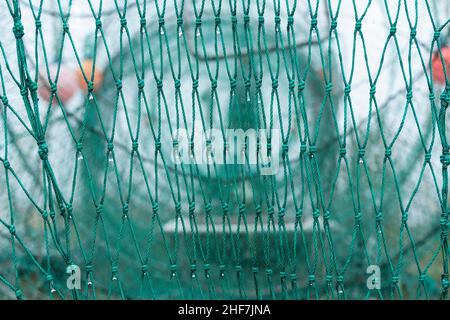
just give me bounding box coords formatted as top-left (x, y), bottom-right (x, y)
top-left (0, 0), bottom-right (449, 300)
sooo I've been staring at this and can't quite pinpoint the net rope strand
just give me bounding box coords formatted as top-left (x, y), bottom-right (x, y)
top-left (0, 0), bottom-right (449, 300)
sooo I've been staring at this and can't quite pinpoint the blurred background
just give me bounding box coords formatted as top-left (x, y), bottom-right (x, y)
top-left (0, 0), bottom-right (449, 299)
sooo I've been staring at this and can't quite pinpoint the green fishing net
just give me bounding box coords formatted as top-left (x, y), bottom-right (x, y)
top-left (0, 0), bottom-right (449, 300)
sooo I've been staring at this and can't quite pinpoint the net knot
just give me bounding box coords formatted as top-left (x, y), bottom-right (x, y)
top-left (252, 266), bottom-right (258, 274)
top-left (255, 204), bottom-right (262, 215)
top-left (330, 19), bottom-right (338, 30)
top-left (111, 265), bottom-right (118, 276)
top-left (442, 275), bottom-right (449, 289)
top-left (62, 21), bottom-right (70, 33)
top-left (238, 203), bottom-right (246, 215)
top-left (376, 211), bottom-right (383, 222)
top-left (235, 265), bottom-right (242, 272)
top-left (389, 25), bottom-right (397, 36)
top-left (175, 202), bottom-right (182, 213)
top-left (308, 274), bottom-right (316, 282)
top-left (337, 275), bottom-right (344, 283)
top-left (268, 206), bottom-right (274, 217)
top-left (189, 202), bottom-right (195, 214)
top-left (402, 212), bottom-right (409, 223)
top-left (211, 79), bottom-right (218, 89)
top-left (310, 16), bottom-right (318, 29)
top-left (37, 140), bottom-right (48, 160)
top-left (107, 141), bottom-right (114, 152)
top-left (87, 81), bottom-right (94, 92)
top-left (385, 147), bottom-right (392, 158)
top-left (289, 79), bottom-right (295, 90)
top-left (137, 79), bottom-right (145, 90)
top-left (440, 215), bottom-right (448, 228)
top-left (132, 140), bottom-right (139, 152)
top-left (15, 290), bottom-right (23, 300)
top-left (358, 148), bottom-right (365, 158)
top-left (300, 143), bottom-right (307, 153)
top-left (3, 159), bottom-right (10, 170)
top-left (355, 20), bottom-right (362, 32)
top-left (433, 30), bottom-right (440, 40)
top-left (205, 203), bottom-right (212, 213)
top-left (429, 92), bottom-right (435, 101)
top-left (95, 205), bottom-right (103, 215)
top-left (231, 15), bottom-right (237, 24)
top-left (325, 82), bottom-right (333, 93)
top-left (174, 79), bottom-right (181, 89)
top-left (339, 147), bottom-right (346, 157)
top-left (220, 264), bottom-right (226, 271)
top-left (282, 142), bottom-right (289, 154)
top-left (141, 264), bottom-right (148, 274)
top-left (215, 16), bottom-right (221, 25)
top-left (50, 82), bottom-right (57, 94)
top-left (296, 209), bottom-right (303, 220)
top-left (27, 80), bottom-right (38, 92)
top-left (370, 85), bottom-right (376, 96)
top-left (152, 202), bottom-right (159, 213)
top-left (272, 79), bottom-right (278, 89)
top-left (274, 15), bottom-right (281, 24)
top-left (155, 139), bottom-right (161, 152)
top-left (120, 17), bottom-right (127, 29)
top-left (244, 14), bottom-right (250, 24)
top-left (290, 272), bottom-right (297, 280)
top-left (326, 274), bottom-right (333, 283)
top-left (313, 209), bottom-right (320, 220)
top-left (20, 86), bottom-right (28, 97)
top-left (222, 203), bottom-right (229, 213)
top-left (46, 274), bottom-right (53, 283)
top-left (344, 84), bottom-right (351, 95)
top-left (95, 18), bottom-right (102, 29)
top-left (425, 152), bottom-right (432, 162)
top-left (195, 18), bottom-right (202, 27)
top-left (287, 15), bottom-right (294, 26)
top-left (116, 80), bottom-right (122, 90)
top-left (258, 15), bottom-right (265, 24)
top-left (244, 79), bottom-right (251, 88)
top-left (193, 79), bottom-right (199, 89)
top-left (156, 79), bottom-right (163, 89)
top-left (355, 212), bottom-right (362, 223)
top-left (230, 78), bottom-right (237, 89)
top-left (9, 225), bottom-right (16, 235)
top-left (158, 17), bottom-right (165, 27)
top-left (324, 210), bottom-right (331, 221)
top-left (13, 21), bottom-right (24, 39)
top-left (406, 90), bottom-right (413, 102)
top-left (177, 17), bottom-right (184, 26)
top-left (280, 271), bottom-right (286, 279)
top-left (86, 264), bottom-right (93, 273)
top-left (41, 210), bottom-right (49, 220)
top-left (140, 17), bottom-right (147, 28)
top-left (1, 96), bottom-right (8, 106)
top-left (35, 19), bottom-right (42, 29)
top-left (298, 80), bottom-right (306, 91)
top-left (266, 269), bottom-right (273, 276)
top-left (391, 275), bottom-right (399, 285)
top-left (278, 207), bottom-right (285, 218)
top-left (309, 144), bottom-right (316, 156)
top-left (440, 153), bottom-right (450, 167)
top-left (410, 28), bottom-right (417, 39)
top-left (419, 273), bottom-right (426, 282)
top-left (76, 142), bottom-right (83, 153)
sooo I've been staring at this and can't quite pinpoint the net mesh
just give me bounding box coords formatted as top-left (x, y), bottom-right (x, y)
top-left (0, 0), bottom-right (449, 300)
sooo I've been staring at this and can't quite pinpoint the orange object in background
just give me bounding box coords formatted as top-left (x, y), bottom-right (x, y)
top-left (76, 59), bottom-right (103, 92)
top-left (432, 46), bottom-right (450, 85)
top-left (38, 64), bottom-right (77, 105)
